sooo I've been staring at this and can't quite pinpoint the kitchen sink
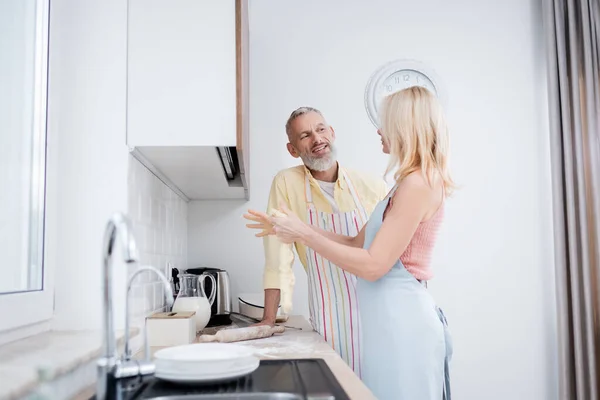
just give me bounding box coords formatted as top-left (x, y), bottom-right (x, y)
top-left (145, 394), bottom-right (304, 400)
top-left (107, 359), bottom-right (347, 400)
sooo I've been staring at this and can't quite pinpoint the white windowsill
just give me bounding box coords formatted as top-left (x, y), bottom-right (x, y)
top-left (0, 327), bottom-right (139, 400)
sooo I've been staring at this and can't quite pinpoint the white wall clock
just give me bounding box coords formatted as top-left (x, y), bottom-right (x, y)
top-left (364, 59), bottom-right (446, 128)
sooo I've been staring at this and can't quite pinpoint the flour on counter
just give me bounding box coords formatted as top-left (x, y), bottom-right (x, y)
top-left (197, 317), bottom-right (329, 359)
top-left (236, 333), bottom-right (329, 358)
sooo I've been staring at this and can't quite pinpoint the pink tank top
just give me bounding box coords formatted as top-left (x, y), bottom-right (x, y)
top-left (400, 204), bottom-right (444, 280)
top-left (385, 194), bottom-right (445, 281)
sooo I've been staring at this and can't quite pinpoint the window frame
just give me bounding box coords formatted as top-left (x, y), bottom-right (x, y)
top-left (0, 0), bottom-right (53, 335)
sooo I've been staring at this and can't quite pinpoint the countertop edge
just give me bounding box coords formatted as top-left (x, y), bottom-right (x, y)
top-left (0, 328), bottom-right (139, 400)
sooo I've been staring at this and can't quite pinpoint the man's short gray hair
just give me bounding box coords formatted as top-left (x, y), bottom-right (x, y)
top-left (285, 106), bottom-right (324, 137)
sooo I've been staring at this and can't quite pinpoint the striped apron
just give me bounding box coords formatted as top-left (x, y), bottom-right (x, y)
top-left (304, 170), bottom-right (368, 376)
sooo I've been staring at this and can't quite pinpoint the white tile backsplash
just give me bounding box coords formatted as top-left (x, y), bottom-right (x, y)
top-left (127, 156), bottom-right (188, 323)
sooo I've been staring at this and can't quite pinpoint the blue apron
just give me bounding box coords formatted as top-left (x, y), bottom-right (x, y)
top-left (358, 187), bottom-right (452, 400)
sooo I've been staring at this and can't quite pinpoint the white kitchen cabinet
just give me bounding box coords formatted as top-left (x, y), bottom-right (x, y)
top-left (126, 0), bottom-right (250, 200)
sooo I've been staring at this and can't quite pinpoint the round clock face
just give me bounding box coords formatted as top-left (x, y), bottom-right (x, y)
top-left (379, 69), bottom-right (437, 98)
top-left (364, 60), bottom-right (444, 128)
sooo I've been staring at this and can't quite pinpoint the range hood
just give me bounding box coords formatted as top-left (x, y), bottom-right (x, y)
top-left (130, 145), bottom-right (247, 201)
top-left (217, 146), bottom-right (238, 182)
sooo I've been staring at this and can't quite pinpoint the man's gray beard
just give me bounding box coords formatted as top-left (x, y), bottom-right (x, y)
top-left (300, 144), bottom-right (338, 172)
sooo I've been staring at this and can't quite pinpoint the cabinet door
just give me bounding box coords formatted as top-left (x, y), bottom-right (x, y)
top-left (236, 0), bottom-right (249, 198)
top-left (127, 0), bottom-right (236, 147)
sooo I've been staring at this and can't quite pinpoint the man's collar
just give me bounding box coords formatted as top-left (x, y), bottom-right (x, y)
top-left (303, 163), bottom-right (346, 190)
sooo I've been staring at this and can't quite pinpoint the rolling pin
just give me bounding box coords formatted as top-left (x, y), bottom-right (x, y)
top-left (198, 325), bottom-right (285, 343)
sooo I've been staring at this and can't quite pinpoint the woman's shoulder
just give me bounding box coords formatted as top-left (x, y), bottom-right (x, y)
top-left (397, 171), bottom-right (435, 192)
top-left (402, 171), bottom-right (428, 185)
top-left (394, 171), bottom-right (444, 206)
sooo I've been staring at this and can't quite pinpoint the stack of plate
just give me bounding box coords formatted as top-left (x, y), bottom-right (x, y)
top-left (154, 343), bottom-right (260, 383)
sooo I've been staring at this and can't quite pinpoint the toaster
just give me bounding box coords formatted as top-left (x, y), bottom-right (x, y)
top-left (172, 266), bottom-right (232, 327)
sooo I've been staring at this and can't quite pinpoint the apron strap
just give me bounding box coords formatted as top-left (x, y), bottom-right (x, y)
top-left (341, 169), bottom-right (369, 227)
top-left (436, 306), bottom-right (452, 400)
top-left (444, 357), bottom-right (451, 400)
top-left (304, 173), bottom-right (314, 204)
top-left (303, 168), bottom-right (366, 222)
top-left (341, 169), bottom-right (362, 210)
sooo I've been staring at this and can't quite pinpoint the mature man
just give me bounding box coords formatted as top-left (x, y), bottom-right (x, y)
top-left (259, 106), bottom-right (388, 376)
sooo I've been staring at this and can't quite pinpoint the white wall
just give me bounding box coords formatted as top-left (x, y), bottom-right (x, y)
top-left (188, 1), bottom-right (558, 399)
top-left (47, 0), bottom-right (189, 336)
top-left (48, 0), bottom-right (130, 331)
top-left (127, 156), bottom-right (188, 324)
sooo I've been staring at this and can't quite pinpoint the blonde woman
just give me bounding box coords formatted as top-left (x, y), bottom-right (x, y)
top-left (245, 86), bottom-right (454, 400)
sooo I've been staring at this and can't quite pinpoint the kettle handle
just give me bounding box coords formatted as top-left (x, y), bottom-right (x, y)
top-left (198, 274), bottom-right (217, 306)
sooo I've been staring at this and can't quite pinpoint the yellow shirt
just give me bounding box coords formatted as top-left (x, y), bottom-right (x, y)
top-left (262, 164), bottom-right (389, 307)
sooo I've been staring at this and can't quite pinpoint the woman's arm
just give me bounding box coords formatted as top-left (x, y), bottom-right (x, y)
top-left (297, 176), bottom-right (431, 281)
top-left (245, 208), bottom-right (367, 248)
top-left (308, 224), bottom-right (366, 248)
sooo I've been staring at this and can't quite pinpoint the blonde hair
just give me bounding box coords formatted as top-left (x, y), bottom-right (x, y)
top-left (380, 86), bottom-right (456, 196)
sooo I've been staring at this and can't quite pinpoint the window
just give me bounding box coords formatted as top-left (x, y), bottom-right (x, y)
top-left (0, 0), bottom-right (52, 333)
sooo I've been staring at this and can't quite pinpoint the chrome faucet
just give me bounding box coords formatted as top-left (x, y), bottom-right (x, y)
top-left (96, 213), bottom-right (173, 400)
top-left (123, 265), bottom-right (174, 362)
top-left (97, 213), bottom-right (139, 400)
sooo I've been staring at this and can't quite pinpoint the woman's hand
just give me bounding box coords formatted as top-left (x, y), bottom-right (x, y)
top-left (269, 204), bottom-right (312, 244)
top-left (244, 204), bottom-right (312, 244)
top-left (244, 209), bottom-right (275, 237)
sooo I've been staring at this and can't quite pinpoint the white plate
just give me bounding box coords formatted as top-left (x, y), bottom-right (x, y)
top-left (155, 357), bottom-right (260, 383)
top-left (154, 343), bottom-right (259, 383)
top-left (154, 342), bottom-right (255, 362)
top-left (156, 353), bottom-right (258, 376)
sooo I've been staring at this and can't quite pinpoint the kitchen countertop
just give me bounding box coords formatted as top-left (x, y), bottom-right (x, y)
top-left (143, 315), bottom-right (376, 400)
top-left (0, 328), bottom-right (138, 400)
